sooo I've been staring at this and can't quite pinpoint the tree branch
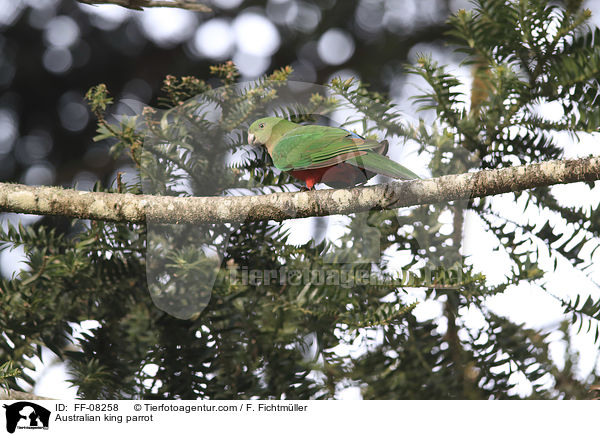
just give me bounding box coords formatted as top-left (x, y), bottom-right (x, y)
top-left (0, 156), bottom-right (599, 224)
top-left (76, 0), bottom-right (211, 12)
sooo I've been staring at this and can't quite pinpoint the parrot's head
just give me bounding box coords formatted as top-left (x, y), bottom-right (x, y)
top-left (247, 117), bottom-right (282, 148)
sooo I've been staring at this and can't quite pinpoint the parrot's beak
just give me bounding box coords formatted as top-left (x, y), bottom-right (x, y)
top-left (248, 133), bottom-right (256, 145)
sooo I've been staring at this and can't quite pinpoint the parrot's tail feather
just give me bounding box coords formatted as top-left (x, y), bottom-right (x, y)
top-left (346, 152), bottom-right (420, 180)
top-left (374, 140), bottom-right (389, 156)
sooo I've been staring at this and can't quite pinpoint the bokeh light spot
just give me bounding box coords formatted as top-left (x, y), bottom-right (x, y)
top-left (266, 0), bottom-right (299, 25)
top-left (233, 12), bottom-right (280, 56)
top-left (78, 3), bottom-right (130, 31)
top-left (138, 8), bottom-right (197, 48)
top-left (42, 47), bottom-right (72, 74)
top-left (193, 18), bottom-right (234, 59)
top-left (355, 0), bottom-right (385, 34)
top-left (383, 0), bottom-right (417, 33)
top-left (59, 93), bottom-right (89, 132)
top-left (317, 29), bottom-right (355, 65)
top-left (22, 163), bottom-right (55, 186)
top-left (0, 0), bottom-right (24, 28)
top-left (44, 15), bottom-right (80, 48)
top-left (292, 2), bottom-right (321, 33)
top-left (233, 51), bottom-right (270, 77)
top-left (60, 103), bottom-right (89, 131)
top-left (22, 131), bottom-right (53, 161)
top-left (211, 0), bottom-right (244, 9)
top-left (0, 108), bottom-right (18, 154)
top-left (28, 2), bottom-right (59, 30)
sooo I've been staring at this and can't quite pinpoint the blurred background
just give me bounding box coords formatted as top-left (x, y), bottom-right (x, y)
top-left (0, 0), bottom-right (469, 192)
top-left (2, 0), bottom-right (600, 398)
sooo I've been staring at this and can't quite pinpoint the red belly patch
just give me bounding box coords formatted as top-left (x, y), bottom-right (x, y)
top-left (290, 164), bottom-right (368, 189)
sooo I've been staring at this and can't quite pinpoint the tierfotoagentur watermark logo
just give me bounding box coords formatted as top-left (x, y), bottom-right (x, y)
top-left (224, 264), bottom-right (465, 289)
top-left (3, 402), bottom-right (50, 434)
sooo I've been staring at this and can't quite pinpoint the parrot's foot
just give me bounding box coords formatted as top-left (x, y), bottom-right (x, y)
top-left (300, 186), bottom-right (313, 192)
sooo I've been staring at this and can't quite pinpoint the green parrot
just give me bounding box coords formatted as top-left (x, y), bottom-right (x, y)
top-left (247, 116), bottom-right (419, 189)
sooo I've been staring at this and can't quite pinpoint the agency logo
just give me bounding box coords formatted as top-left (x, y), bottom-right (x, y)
top-left (2, 402), bottom-right (50, 434)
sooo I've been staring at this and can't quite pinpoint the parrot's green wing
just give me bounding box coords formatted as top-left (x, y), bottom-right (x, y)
top-left (345, 153), bottom-right (421, 180)
top-left (271, 125), bottom-right (381, 171)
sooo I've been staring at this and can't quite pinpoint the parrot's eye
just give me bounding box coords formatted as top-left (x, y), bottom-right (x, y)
top-left (259, 123), bottom-right (264, 129)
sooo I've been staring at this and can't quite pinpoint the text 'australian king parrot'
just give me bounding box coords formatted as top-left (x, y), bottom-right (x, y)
top-left (247, 117), bottom-right (420, 190)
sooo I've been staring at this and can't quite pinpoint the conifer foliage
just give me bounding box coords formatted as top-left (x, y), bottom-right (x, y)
top-left (1, 0), bottom-right (600, 399)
